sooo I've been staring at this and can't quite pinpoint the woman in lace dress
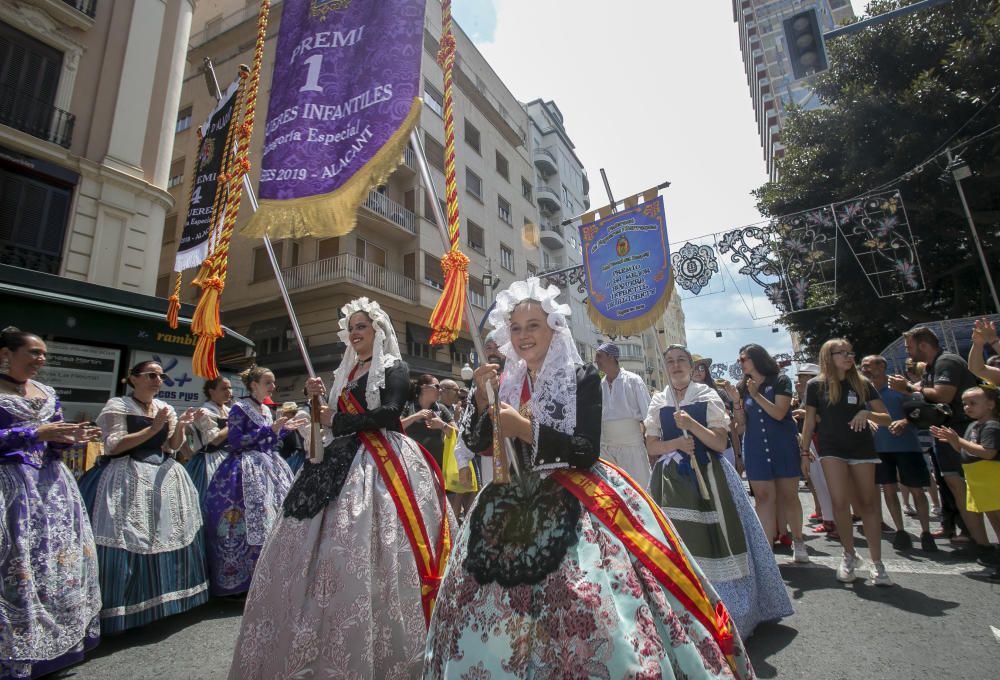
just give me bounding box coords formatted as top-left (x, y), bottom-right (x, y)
top-left (228, 298), bottom-right (455, 679)
top-left (646, 345), bottom-right (793, 639)
top-left (202, 367), bottom-right (301, 597)
top-left (185, 376), bottom-right (232, 500)
top-left (0, 328), bottom-right (102, 679)
top-left (423, 279), bottom-right (755, 679)
top-left (77, 360), bottom-right (208, 634)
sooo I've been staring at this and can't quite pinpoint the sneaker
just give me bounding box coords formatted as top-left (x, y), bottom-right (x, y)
top-left (812, 522), bottom-right (830, 533)
top-left (793, 540), bottom-right (810, 563)
top-left (868, 561), bottom-right (894, 587)
top-left (903, 505), bottom-right (917, 517)
top-left (837, 552), bottom-right (861, 582)
top-left (892, 530), bottom-right (913, 551)
top-left (808, 511), bottom-right (821, 521)
top-left (920, 531), bottom-right (939, 552)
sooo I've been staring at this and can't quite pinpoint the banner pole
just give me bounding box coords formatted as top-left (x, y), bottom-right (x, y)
top-left (409, 128), bottom-right (524, 484)
top-left (204, 58), bottom-right (316, 380)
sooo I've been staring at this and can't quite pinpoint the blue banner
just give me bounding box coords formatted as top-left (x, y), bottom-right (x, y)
top-left (579, 196), bottom-right (672, 335)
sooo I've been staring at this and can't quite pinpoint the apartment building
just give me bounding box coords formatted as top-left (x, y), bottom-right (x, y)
top-left (525, 98), bottom-right (599, 362)
top-left (732, 0), bottom-right (855, 180)
top-left (1, 0), bottom-right (193, 291)
top-left (162, 0), bottom-right (546, 399)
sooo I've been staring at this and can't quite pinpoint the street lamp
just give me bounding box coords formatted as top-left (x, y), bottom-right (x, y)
top-left (460, 362), bottom-right (474, 387)
top-left (944, 149), bottom-right (1000, 313)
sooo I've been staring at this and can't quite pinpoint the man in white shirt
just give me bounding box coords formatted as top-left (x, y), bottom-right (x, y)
top-left (595, 342), bottom-right (653, 487)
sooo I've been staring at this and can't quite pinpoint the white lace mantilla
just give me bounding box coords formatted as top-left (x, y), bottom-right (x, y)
top-left (491, 277), bottom-right (582, 468)
top-left (328, 297), bottom-right (402, 411)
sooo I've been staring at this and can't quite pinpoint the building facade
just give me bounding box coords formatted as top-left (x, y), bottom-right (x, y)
top-left (525, 98), bottom-right (598, 361)
top-left (1, 0), bottom-right (194, 292)
top-left (163, 0), bottom-right (549, 400)
top-left (732, 0), bottom-right (855, 180)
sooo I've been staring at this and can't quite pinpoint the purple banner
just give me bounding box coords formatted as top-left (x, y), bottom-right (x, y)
top-left (247, 0), bottom-right (425, 236)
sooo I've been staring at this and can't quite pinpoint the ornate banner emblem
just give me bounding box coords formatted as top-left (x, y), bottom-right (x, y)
top-left (242, 0), bottom-right (427, 240)
top-left (579, 194), bottom-right (672, 336)
top-left (673, 241), bottom-right (720, 296)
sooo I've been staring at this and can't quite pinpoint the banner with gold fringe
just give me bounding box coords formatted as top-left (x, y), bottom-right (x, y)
top-left (579, 191), bottom-right (673, 336)
top-left (428, 0), bottom-right (468, 345)
top-left (241, 0), bottom-right (427, 241)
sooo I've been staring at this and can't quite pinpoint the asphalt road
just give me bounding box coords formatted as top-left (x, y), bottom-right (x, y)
top-left (54, 488), bottom-right (999, 680)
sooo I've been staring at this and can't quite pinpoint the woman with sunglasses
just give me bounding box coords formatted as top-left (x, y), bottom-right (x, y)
top-left (1, 328), bottom-right (102, 678)
top-left (800, 339), bottom-right (893, 585)
top-left (78, 360), bottom-right (208, 633)
top-left (733, 344), bottom-right (808, 561)
top-left (401, 373), bottom-right (456, 470)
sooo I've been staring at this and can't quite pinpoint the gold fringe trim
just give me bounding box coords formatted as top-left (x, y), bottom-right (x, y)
top-left (587, 272), bottom-right (675, 338)
top-left (241, 98), bottom-right (423, 240)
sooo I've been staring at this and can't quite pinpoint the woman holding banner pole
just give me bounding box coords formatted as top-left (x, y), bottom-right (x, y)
top-left (228, 298), bottom-right (454, 679)
top-left (423, 279), bottom-right (754, 679)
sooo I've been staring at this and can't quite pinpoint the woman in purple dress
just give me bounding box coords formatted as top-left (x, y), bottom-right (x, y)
top-left (202, 367), bottom-right (302, 596)
top-left (0, 327), bottom-right (102, 679)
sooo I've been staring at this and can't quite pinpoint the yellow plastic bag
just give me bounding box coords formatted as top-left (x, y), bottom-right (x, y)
top-left (964, 461), bottom-right (1000, 513)
top-left (442, 428), bottom-right (478, 493)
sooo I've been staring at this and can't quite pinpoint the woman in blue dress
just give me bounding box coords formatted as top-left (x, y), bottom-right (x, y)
top-left (423, 278), bottom-right (754, 679)
top-left (79, 360), bottom-right (208, 634)
top-left (186, 376), bottom-right (232, 499)
top-left (201, 367), bottom-right (302, 596)
top-left (0, 327), bottom-right (102, 678)
top-left (646, 344), bottom-right (793, 639)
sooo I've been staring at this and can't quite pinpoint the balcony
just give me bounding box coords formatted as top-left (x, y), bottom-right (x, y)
top-left (0, 244), bottom-right (62, 275)
top-left (189, 0), bottom-right (284, 49)
top-left (582, 169), bottom-right (590, 194)
top-left (61, 0), bottom-right (96, 17)
top-left (282, 253), bottom-right (417, 301)
top-left (0, 84), bottom-right (75, 148)
top-left (362, 190), bottom-right (416, 234)
top-left (536, 185), bottom-right (562, 214)
top-left (539, 223), bottom-right (565, 250)
top-left (533, 147), bottom-right (558, 176)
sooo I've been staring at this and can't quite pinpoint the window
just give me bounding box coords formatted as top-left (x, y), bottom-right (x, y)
top-left (497, 195), bottom-right (512, 225)
top-left (465, 168), bottom-right (482, 201)
top-left (467, 220), bottom-right (485, 254)
top-left (423, 193), bottom-right (446, 222)
top-left (424, 133), bottom-right (445, 171)
top-left (161, 214), bottom-right (178, 245)
top-left (521, 177), bottom-right (533, 202)
top-left (252, 242), bottom-right (282, 282)
top-left (355, 238), bottom-right (386, 267)
top-left (167, 174), bottom-right (184, 189)
top-left (0, 167), bottom-right (72, 275)
top-left (499, 244), bottom-right (514, 273)
top-left (469, 277), bottom-right (486, 308)
top-left (464, 120), bottom-right (480, 154)
top-left (495, 151), bottom-right (509, 180)
top-left (424, 80), bottom-right (444, 117)
top-left (176, 106), bottom-right (192, 133)
top-left (526, 262), bottom-right (538, 277)
top-left (318, 237), bottom-right (340, 260)
top-left (409, 338), bottom-right (433, 359)
top-left (424, 253), bottom-right (444, 289)
top-left (403, 252), bottom-right (416, 279)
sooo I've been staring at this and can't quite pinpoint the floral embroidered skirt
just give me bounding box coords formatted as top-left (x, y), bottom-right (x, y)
top-left (0, 459), bottom-right (102, 679)
top-left (650, 455), bottom-right (793, 638)
top-left (202, 451), bottom-right (293, 596)
top-left (423, 462), bottom-right (756, 679)
top-left (228, 431), bottom-right (455, 680)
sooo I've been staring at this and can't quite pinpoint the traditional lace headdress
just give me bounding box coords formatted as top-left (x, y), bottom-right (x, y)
top-left (329, 297), bottom-right (402, 409)
top-left (488, 277), bottom-right (583, 466)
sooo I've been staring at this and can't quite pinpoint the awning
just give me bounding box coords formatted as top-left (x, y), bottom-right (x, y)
top-left (450, 337), bottom-right (474, 353)
top-left (0, 264), bottom-right (253, 356)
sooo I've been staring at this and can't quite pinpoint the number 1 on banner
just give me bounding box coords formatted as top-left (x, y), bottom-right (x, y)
top-left (300, 54), bottom-right (323, 93)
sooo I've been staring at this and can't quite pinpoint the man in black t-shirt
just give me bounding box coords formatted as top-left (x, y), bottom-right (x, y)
top-left (889, 326), bottom-right (989, 557)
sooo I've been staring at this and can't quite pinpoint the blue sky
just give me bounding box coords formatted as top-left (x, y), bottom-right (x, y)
top-left (452, 0), bottom-right (872, 370)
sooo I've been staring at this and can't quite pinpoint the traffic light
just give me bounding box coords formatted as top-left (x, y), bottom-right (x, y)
top-left (783, 8), bottom-right (828, 80)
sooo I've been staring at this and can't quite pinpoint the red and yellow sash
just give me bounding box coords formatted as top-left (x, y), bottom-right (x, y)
top-left (553, 460), bottom-right (738, 673)
top-left (339, 389), bottom-right (451, 626)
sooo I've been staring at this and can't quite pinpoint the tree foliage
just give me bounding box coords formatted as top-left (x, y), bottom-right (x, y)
top-left (754, 0), bottom-right (1000, 355)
